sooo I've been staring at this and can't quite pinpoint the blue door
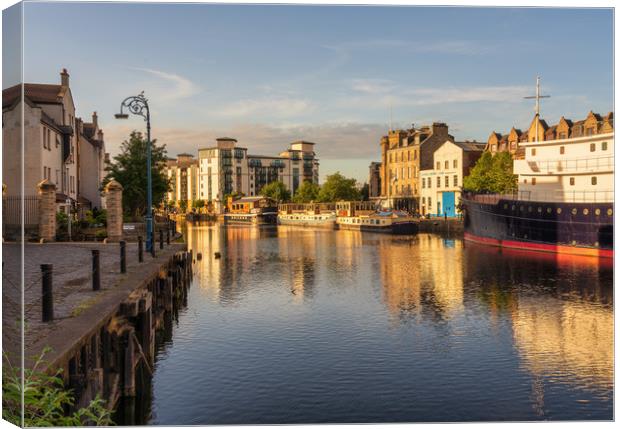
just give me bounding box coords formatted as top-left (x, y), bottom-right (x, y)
top-left (442, 192), bottom-right (456, 217)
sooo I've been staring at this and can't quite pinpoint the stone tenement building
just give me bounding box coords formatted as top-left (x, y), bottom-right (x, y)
top-left (486, 111), bottom-right (614, 157)
top-left (379, 122), bottom-right (452, 211)
top-left (2, 68), bottom-right (108, 214)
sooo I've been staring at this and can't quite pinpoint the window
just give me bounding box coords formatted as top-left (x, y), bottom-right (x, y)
top-left (408, 167), bottom-right (411, 179)
top-left (453, 159), bottom-right (458, 168)
top-left (558, 132), bottom-right (567, 139)
top-left (531, 178), bottom-right (536, 185)
top-left (408, 151), bottom-right (411, 161)
top-left (422, 179), bottom-right (425, 189)
top-left (531, 148), bottom-right (536, 156)
top-left (590, 143), bottom-right (596, 152)
top-left (453, 175), bottom-right (458, 187)
top-left (436, 161), bottom-right (440, 170)
top-left (591, 177), bottom-right (597, 186)
top-left (445, 160), bottom-right (449, 169)
top-left (602, 141), bottom-right (608, 150)
top-left (586, 128), bottom-right (594, 136)
top-left (437, 176), bottom-right (441, 188)
top-left (570, 177), bottom-right (575, 186)
top-left (445, 175), bottom-right (449, 187)
top-left (560, 146), bottom-right (565, 154)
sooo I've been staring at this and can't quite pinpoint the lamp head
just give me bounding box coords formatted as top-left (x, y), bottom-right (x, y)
top-left (114, 113), bottom-right (129, 119)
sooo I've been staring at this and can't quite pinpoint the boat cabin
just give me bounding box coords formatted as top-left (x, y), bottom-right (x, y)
top-left (335, 201), bottom-right (377, 217)
top-left (228, 196), bottom-right (276, 214)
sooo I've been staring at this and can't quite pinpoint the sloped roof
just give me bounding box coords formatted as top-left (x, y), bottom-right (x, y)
top-left (454, 141), bottom-right (485, 152)
top-left (3, 83), bottom-right (66, 108)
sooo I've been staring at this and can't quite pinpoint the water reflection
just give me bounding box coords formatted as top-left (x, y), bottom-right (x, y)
top-left (150, 225), bottom-right (612, 423)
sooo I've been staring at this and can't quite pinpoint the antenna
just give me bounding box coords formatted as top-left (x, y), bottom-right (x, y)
top-left (524, 76), bottom-right (551, 142)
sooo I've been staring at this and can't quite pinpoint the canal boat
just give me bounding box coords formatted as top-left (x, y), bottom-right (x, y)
top-left (335, 201), bottom-right (419, 234)
top-left (223, 196), bottom-right (277, 225)
top-left (277, 203), bottom-right (337, 228)
top-left (461, 104), bottom-right (613, 258)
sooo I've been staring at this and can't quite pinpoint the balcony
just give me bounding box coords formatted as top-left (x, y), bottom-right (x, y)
top-left (514, 155), bottom-right (614, 175)
top-left (249, 159), bottom-right (262, 168)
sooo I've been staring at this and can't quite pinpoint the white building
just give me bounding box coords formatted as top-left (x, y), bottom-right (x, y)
top-left (513, 132), bottom-right (614, 203)
top-left (77, 112), bottom-right (107, 210)
top-left (420, 140), bottom-right (484, 217)
top-left (165, 153), bottom-right (199, 208)
top-left (196, 138), bottom-right (319, 213)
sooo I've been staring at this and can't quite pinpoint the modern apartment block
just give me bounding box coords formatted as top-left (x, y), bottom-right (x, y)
top-left (2, 69), bottom-right (108, 214)
top-left (195, 138), bottom-right (319, 213)
top-left (165, 153), bottom-right (199, 208)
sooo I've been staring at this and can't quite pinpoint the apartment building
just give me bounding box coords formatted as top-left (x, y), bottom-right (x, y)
top-left (165, 153), bottom-right (199, 207)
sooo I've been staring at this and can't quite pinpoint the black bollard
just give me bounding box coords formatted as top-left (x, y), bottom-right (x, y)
top-left (41, 264), bottom-right (53, 322)
top-left (166, 228), bottom-right (170, 245)
top-left (138, 236), bottom-right (144, 263)
top-left (92, 250), bottom-right (100, 291)
top-left (159, 229), bottom-right (164, 250)
top-left (120, 241), bottom-right (127, 273)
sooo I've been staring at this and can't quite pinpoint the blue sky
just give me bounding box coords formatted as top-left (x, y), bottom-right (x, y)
top-left (5, 3), bottom-right (614, 182)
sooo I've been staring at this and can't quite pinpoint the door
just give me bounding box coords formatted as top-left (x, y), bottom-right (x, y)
top-left (442, 192), bottom-right (456, 217)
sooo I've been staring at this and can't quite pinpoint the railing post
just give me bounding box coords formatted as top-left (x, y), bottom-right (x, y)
top-left (138, 236), bottom-right (144, 263)
top-left (159, 229), bottom-right (164, 249)
top-left (120, 241), bottom-right (127, 273)
top-left (92, 250), bottom-right (100, 291)
top-left (166, 228), bottom-right (170, 245)
top-left (41, 264), bottom-right (53, 322)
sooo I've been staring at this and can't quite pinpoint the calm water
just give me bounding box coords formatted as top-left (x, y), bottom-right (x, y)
top-left (146, 223), bottom-right (613, 424)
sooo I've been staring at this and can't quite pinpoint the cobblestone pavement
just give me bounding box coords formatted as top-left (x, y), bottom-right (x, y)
top-left (2, 240), bottom-right (181, 363)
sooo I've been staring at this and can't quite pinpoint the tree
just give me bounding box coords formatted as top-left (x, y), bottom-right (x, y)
top-left (463, 151), bottom-right (517, 193)
top-left (104, 131), bottom-right (170, 219)
top-left (317, 172), bottom-right (361, 202)
top-left (260, 181), bottom-right (291, 202)
top-left (179, 200), bottom-right (188, 213)
top-left (193, 199), bottom-right (205, 211)
top-left (292, 181), bottom-right (320, 203)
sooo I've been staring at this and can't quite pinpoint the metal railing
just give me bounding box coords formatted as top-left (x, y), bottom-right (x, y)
top-left (2, 195), bottom-right (39, 226)
top-left (520, 155), bottom-right (613, 174)
top-left (465, 190), bottom-right (613, 204)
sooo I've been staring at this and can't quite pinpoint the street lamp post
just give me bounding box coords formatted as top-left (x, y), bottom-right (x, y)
top-left (115, 92), bottom-right (154, 256)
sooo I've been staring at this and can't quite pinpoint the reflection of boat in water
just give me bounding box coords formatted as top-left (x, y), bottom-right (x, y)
top-left (223, 196), bottom-right (277, 225)
top-left (277, 203), bottom-right (337, 228)
top-left (335, 201), bottom-right (418, 235)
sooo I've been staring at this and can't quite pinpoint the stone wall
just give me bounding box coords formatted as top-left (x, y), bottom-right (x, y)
top-left (105, 180), bottom-right (123, 242)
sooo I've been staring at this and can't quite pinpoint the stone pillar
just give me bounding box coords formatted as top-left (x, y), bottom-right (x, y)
top-left (105, 180), bottom-right (123, 242)
top-left (38, 180), bottom-right (57, 242)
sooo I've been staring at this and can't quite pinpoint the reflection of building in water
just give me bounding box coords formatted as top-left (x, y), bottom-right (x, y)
top-left (379, 234), bottom-right (464, 320)
top-left (276, 227), bottom-right (319, 301)
top-left (511, 296), bottom-right (613, 400)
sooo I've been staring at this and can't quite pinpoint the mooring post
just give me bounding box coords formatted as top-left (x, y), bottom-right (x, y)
top-left (166, 228), bottom-right (170, 245)
top-left (41, 264), bottom-right (53, 322)
top-left (120, 240), bottom-right (127, 273)
top-left (138, 236), bottom-right (144, 263)
top-left (159, 229), bottom-right (164, 250)
top-left (92, 249), bottom-right (101, 291)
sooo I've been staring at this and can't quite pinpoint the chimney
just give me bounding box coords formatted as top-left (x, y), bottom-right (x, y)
top-left (92, 111), bottom-right (98, 128)
top-left (60, 68), bottom-right (70, 87)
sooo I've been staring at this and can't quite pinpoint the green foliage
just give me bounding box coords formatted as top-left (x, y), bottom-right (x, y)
top-left (95, 230), bottom-right (107, 240)
top-left (2, 348), bottom-right (113, 427)
top-left (84, 209), bottom-right (107, 227)
top-left (260, 181), bottom-right (291, 202)
top-left (317, 172), bottom-right (361, 202)
top-left (104, 131), bottom-right (170, 220)
top-left (292, 181), bottom-right (320, 203)
top-left (56, 211), bottom-right (68, 228)
top-left (192, 199), bottom-right (205, 210)
top-left (463, 151), bottom-right (517, 194)
top-left (179, 200), bottom-right (188, 213)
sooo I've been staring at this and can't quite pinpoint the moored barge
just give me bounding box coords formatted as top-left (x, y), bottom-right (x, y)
top-left (335, 201), bottom-right (419, 235)
top-left (277, 203), bottom-right (337, 228)
top-left (223, 196), bottom-right (277, 225)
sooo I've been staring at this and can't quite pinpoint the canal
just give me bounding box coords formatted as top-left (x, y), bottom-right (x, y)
top-left (143, 223), bottom-right (613, 423)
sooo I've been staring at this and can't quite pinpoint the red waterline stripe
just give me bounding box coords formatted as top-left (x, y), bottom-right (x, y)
top-left (464, 232), bottom-right (613, 259)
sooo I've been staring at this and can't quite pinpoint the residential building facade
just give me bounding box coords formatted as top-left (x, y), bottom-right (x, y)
top-left (420, 140), bottom-right (484, 217)
top-left (379, 122), bottom-right (452, 211)
top-left (195, 138), bottom-right (319, 213)
top-left (165, 153), bottom-right (199, 208)
top-left (2, 69), bottom-right (107, 215)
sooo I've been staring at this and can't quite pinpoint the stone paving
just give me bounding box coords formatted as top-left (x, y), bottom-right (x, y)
top-left (2, 239), bottom-right (184, 365)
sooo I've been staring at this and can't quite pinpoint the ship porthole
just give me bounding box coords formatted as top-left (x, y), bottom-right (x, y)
top-left (571, 240), bottom-right (577, 245)
top-left (583, 208), bottom-right (589, 215)
top-left (512, 205), bottom-right (516, 211)
top-left (520, 206), bottom-right (524, 212)
top-left (595, 241), bottom-right (600, 247)
top-left (571, 208), bottom-right (577, 215)
top-left (528, 206), bottom-right (533, 212)
top-left (607, 208), bottom-right (613, 216)
top-left (557, 208), bottom-right (562, 214)
top-left (595, 208), bottom-right (601, 216)
top-left (546, 207), bottom-right (552, 214)
top-left (503, 204), bottom-right (508, 210)
top-left (537, 207), bottom-right (542, 213)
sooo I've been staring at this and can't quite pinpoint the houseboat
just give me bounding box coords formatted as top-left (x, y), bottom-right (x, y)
top-left (461, 109), bottom-right (613, 258)
top-left (277, 203), bottom-right (337, 228)
top-left (223, 196), bottom-right (278, 225)
top-left (335, 201), bottom-right (419, 235)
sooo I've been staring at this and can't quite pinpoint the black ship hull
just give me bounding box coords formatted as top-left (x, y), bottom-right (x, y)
top-left (461, 196), bottom-right (613, 258)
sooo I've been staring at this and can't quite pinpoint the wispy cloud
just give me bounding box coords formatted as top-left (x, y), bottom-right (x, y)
top-left (350, 78), bottom-right (397, 94)
top-left (128, 67), bottom-right (200, 101)
top-left (323, 39), bottom-right (493, 56)
top-left (216, 96), bottom-right (315, 118)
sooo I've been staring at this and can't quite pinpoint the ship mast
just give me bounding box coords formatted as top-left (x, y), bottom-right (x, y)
top-left (524, 76), bottom-right (551, 142)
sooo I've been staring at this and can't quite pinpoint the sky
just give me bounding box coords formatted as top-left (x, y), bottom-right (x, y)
top-left (3, 2), bottom-right (614, 183)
